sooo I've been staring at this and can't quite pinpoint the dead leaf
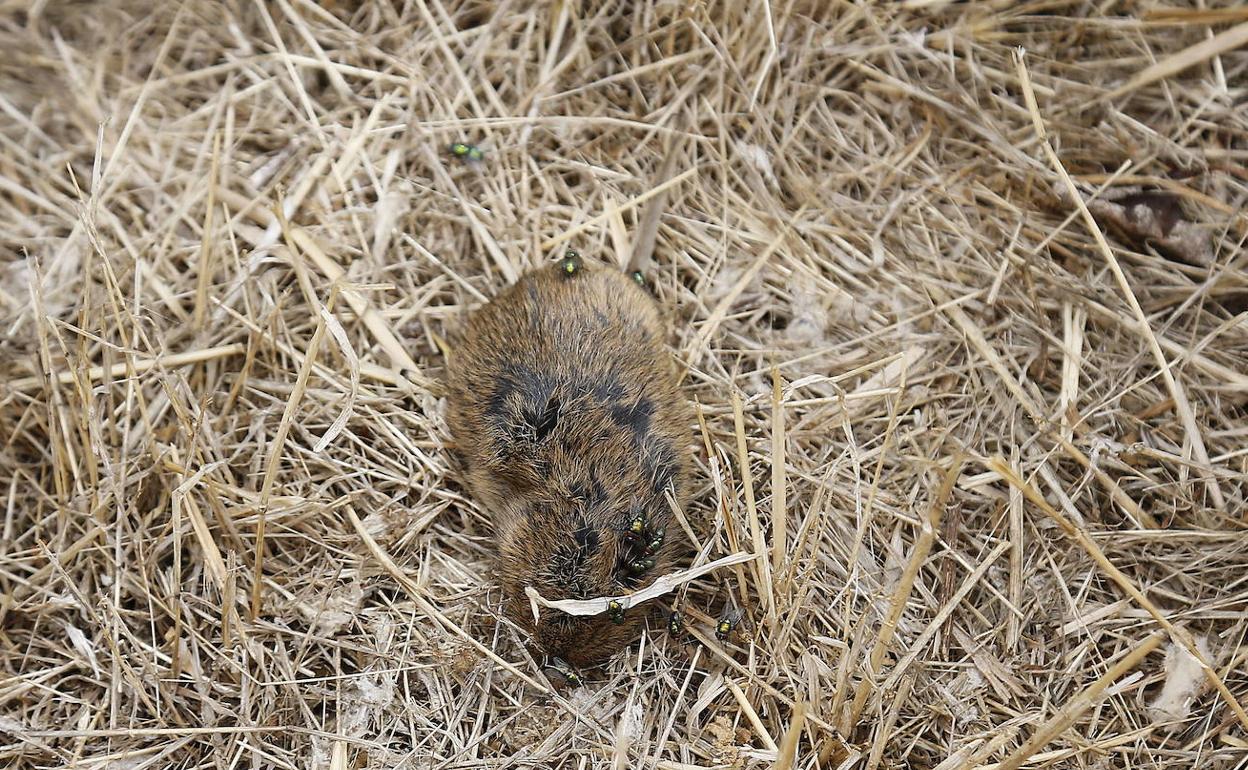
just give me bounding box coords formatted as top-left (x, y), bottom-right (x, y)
top-left (1060, 184), bottom-right (1214, 267)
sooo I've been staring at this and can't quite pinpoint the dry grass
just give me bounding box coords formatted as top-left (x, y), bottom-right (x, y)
top-left (2, 1), bottom-right (1248, 768)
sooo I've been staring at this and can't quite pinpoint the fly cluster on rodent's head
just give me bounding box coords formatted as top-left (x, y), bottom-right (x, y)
top-left (616, 502), bottom-right (667, 587)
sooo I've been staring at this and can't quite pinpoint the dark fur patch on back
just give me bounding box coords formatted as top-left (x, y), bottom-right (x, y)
top-left (569, 480), bottom-right (605, 508)
top-left (609, 397), bottom-right (652, 442)
top-left (486, 364), bottom-right (565, 444)
top-left (573, 523), bottom-right (601, 553)
top-left (592, 377), bottom-right (627, 403)
top-left (588, 471), bottom-right (606, 504)
top-left (531, 396), bottom-right (560, 441)
top-left (488, 365), bottom-right (635, 442)
top-left (486, 364), bottom-right (546, 422)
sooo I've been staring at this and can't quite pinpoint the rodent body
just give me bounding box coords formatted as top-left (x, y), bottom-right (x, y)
top-left (445, 256), bottom-right (690, 667)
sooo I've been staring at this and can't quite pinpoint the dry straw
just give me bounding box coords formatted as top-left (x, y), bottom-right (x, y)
top-left (2, 2), bottom-right (1247, 769)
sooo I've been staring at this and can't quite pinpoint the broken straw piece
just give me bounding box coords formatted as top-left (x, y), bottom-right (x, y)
top-left (525, 551), bottom-right (757, 621)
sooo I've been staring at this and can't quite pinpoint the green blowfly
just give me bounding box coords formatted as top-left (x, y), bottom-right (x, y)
top-left (449, 142), bottom-right (484, 161)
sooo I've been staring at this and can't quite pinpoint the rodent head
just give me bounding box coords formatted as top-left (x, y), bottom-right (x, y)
top-left (494, 459), bottom-right (678, 667)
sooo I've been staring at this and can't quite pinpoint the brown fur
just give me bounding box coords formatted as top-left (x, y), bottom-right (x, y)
top-left (445, 258), bottom-right (691, 666)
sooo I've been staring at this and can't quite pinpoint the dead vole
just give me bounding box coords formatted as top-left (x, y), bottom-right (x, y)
top-left (445, 252), bottom-right (691, 668)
